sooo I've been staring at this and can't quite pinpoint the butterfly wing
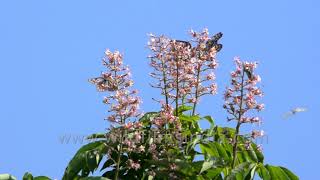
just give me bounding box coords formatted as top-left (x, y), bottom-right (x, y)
top-left (89, 77), bottom-right (108, 91)
top-left (206, 32), bottom-right (223, 52)
top-left (175, 40), bottom-right (192, 48)
top-left (282, 111), bottom-right (293, 119)
top-left (293, 107), bottom-right (307, 113)
top-left (244, 69), bottom-right (253, 80)
top-left (89, 77), bottom-right (105, 84)
top-left (213, 44), bottom-right (223, 52)
top-left (211, 32), bottom-right (223, 43)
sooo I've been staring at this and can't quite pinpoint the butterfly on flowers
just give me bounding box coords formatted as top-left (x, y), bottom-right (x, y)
top-left (244, 68), bottom-right (253, 80)
top-left (174, 39), bottom-right (192, 48)
top-left (206, 32), bottom-right (223, 52)
top-left (89, 74), bottom-right (118, 91)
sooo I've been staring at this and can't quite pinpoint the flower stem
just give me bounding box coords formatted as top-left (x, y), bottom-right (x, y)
top-left (231, 67), bottom-right (245, 169)
top-left (175, 60), bottom-right (179, 116)
top-left (161, 59), bottom-right (169, 106)
top-left (114, 130), bottom-right (123, 180)
top-left (192, 64), bottom-right (201, 116)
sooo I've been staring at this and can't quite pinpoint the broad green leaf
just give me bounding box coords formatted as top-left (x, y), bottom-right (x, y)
top-left (191, 161), bottom-right (205, 172)
top-left (0, 174), bottom-right (17, 180)
top-left (257, 164), bottom-right (271, 180)
top-left (251, 142), bottom-right (264, 163)
top-left (23, 173), bottom-right (33, 180)
top-left (22, 173), bottom-right (51, 180)
top-left (179, 114), bottom-right (200, 122)
top-left (138, 112), bottom-right (158, 125)
top-left (203, 116), bottom-right (214, 125)
top-left (78, 177), bottom-right (111, 180)
top-left (196, 176), bottom-right (206, 180)
top-left (200, 142), bottom-right (218, 157)
top-left (265, 165), bottom-right (299, 180)
top-left (200, 142), bottom-right (230, 161)
top-left (200, 160), bottom-right (214, 174)
top-left (100, 159), bottom-right (115, 171)
top-left (175, 105), bottom-right (193, 115)
top-left (34, 177), bottom-right (51, 180)
top-left (244, 164), bottom-right (258, 180)
top-left (205, 168), bottom-right (223, 179)
top-left (62, 140), bottom-right (108, 180)
top-left (86, 133), bottom-right (106, 140)
top-left (213, 142), bottom-right (230, 161)
top-left (186, 136), bottom-right (200, 154)
top-left (280, 167), bottom-right (299, 180)
top-left (212, 174), bottom-right (223, 180)
top-left (226, 162), bottom-right (256, 180)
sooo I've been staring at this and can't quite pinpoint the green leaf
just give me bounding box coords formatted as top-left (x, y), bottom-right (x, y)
top-left (86, 133), bottom-right (106, 140)
top-left (138, 112), bottom-right (158, 126)
top-left (0, 174), bottom-right (17, 180)
top-left (212, 174), bottom-right (223, 180)
top-left (213, 142), bottom-right (230, 161)
top-left (190, 161), bottom-right (205, 172)
top-left (175, 105), bottom-right (193, 115)
top-left (203, 116), bottom-right (214, 125)
top-left (100, 159), bottom-right (115, 171)
top-left (186, 136), bottom-right (200, 154)
top-left (200, 160), bottom-right (214, 174)
top-left (257, 164), bottom-right (271, 180)
top-left (205, 168), bottom-right (223, 179)
top-left (280, 167), bottom-right (299, 180)
top-left (179, 114), bottom-right (200, 122)
top-left (200, 142), bottom-right (217, 157)
top-left (23, 173), bottom-right (33, 180)
top-left (244, 164), bottom-right (258, 180)
top-left (78, 177), bottom-right (111, 180)
top-left (33, 177), bottom-right (51, 180)
top-left (226, 162), bottom-right (256, 180)
top-left (200, 142), bottom-right (230, 161)
top-left (62, 140), bottom-right (108, 180)
top-left (22, 173), bottom-right (51, 180)
top-left (251, 142), bottom-right (264, 163)
top-left (265, 165), bottom-right (299, 180)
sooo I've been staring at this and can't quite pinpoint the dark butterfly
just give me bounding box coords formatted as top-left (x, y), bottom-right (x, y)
top-left (206, 32), bottom-right (223, 52)
top-left (213, 44), bottom-right (223, 52)
top-left (89, 76), bottom-right (117, 91)
top-left (244, 69), bottom-right (253, 80)
top-left (173, 39), bottom-right (192, 48)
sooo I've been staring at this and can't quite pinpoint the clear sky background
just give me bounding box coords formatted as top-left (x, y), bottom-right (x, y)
top-left (0, 0), bottom-right (319, 179)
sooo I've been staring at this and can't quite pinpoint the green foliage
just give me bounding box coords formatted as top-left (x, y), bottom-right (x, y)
top-left (22, 173), bottom-right (51, 180)
top-left (62, 141), bottom-right (108, 180)
top-left (7, 107), bottom-right (298, 180)
top-left (59, 109), bottom-right (298, 179)
top-left (0, 174), bottom-right (17, 180)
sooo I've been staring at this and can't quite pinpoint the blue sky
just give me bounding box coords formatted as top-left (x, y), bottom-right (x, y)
top-left (0, 0), bottom-right (319, 179)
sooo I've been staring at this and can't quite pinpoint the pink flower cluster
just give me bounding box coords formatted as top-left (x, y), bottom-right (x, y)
top-left (89, 49), bottom-right (141, 125)
top-left (153, 104), bottom-right (179, 128)
top-left (107, 121), bottom-right (145, 153)
top-left (223, 57), bottom-right (265, 140)
top-left (128, 159), bottom-right (141, 170)
top-left (223, 57), bottom-right (264, 124)
top-left (147, 28), bottom-right (219, 111)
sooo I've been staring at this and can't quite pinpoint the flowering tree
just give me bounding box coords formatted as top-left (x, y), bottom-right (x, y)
top-left (8, 29), bottom-right (298, 180)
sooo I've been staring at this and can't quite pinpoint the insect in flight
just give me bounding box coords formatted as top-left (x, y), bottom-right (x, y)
top-left (282, 107), bottom-right (307, 119)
